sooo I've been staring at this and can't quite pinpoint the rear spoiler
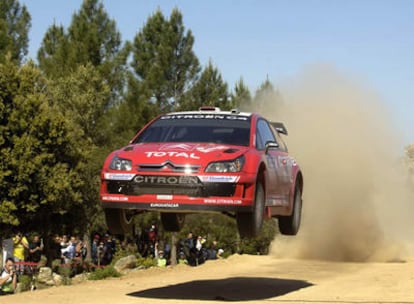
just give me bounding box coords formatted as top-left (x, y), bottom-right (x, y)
top-left (270, 122), bottom-right (288, 135)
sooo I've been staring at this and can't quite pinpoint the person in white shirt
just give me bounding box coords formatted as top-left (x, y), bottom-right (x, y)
top-left (0, 257), bottom-right (17, 295)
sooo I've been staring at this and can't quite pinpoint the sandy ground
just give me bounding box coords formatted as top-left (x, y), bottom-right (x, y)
top-left (7, 253), bottom-right (414, 304)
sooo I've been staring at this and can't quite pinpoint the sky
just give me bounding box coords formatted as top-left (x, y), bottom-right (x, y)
top-left (21, 0), bottom-right (414, 147)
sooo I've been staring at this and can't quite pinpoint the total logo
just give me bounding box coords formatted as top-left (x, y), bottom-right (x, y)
top-left (145, 151), bottom-right (200, 159)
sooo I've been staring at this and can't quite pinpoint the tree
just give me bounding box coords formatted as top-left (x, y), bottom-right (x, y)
top-left (131, 8), bottom-right (200, 113)
top-left (0, 58), bottom-right (84, 234)
top-left (36, 24), bottom-right (72, 78)
top-left (253, 77), bottom-right (284, 115)
top-left (232, 77), bottom-right (252, 110)
top-left (181, 60), bottom-right (230, 110)
top-left (0, 0), bottom-right (31, 65)
top-left (38, 0), bottom-right (128, 103)
top-left (46, 63), bottom-right (113, 236)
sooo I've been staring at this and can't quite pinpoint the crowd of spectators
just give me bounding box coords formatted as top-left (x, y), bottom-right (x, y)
top-left (136, 226), bottom-right (225, 267)
top-left (1, 225), bottom-right (225, 294)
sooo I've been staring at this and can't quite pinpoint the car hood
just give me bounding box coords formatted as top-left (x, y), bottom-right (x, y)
top-left (115, 143), bottom-right (248, 166)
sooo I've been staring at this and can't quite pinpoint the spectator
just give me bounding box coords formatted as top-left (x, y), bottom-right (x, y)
top-left (75, 238), bottom-right (87, 262)
top-left (13, 231), bottom-right (29, 274)
top-left (195, 235), bottom-right (206, 251)
top-left (206, 240), bottom-right (218, 260)
top-left (102, 234), bottom-right (116, 265)
top-left (0, 257), bottom-right (17, 295)
top-left (91, 234), bottom-right (100, 265)
top-left (97, 240), bottom-right (105, 266)
top-left (61, 236), bottom-right (76, 264)
top-left (217, 248), bottom-right (224, 259)
top-left (28, 234), bottom-right (44, 263)
top-left (183, 232), bottom-right (195, 258)
top-left (157, 250), bottom-right (167, 267)
top-left (47, 234), bottom-right (62, 266)
top-left (177, 252), bottom-right (188, 265)
top-left (148, 225), bottom-right (158, 257)
top-left (60, 235), bottom-right (69, 250)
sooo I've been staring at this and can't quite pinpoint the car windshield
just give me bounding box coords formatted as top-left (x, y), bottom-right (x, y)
top-left (133, 115), bottom-right (251, 146)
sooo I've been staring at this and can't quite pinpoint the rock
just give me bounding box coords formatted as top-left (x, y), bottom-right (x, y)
top-left (114, 255), bottom-right (137, 273)
top-left (72, 273), bottom-right (89, 284)
top-left (37, 267), bottom-right (53, 283)
top-left (52, 273), bottom-right (63, 286)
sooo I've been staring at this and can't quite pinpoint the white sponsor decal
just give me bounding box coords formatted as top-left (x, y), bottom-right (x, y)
top-left (196, 145), bottom-right (229, 153)
top-left (198, 176), bottom-right (239, 183)
top-left (203, 199), bottom-right (242, 204)
top-left (156, 195), bottom-right (173, 200)
top-left (161, 114), bottom-right (248, 120)
top-left (104, 173), bottom-right (135, 181)
top-left (160, 143), bottom-right (192, 151)
top-left (102, 196), bottom-right (129, 201)
top-left (150, 203), bottom-right (179, 208)
top-left (145, 151), bottom-right (200, 159)
top-left (267, 198), bottom-right (287, 206)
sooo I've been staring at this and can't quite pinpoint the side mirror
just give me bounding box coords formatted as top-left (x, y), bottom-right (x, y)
top-left (265, 141), bottom-right (279, 153)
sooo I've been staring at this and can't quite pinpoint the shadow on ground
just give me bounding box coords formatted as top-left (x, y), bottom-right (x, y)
top-left (127, 276), bottom-right (313, 301)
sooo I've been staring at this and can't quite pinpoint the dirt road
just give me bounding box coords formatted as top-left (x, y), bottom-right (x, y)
top-left (8, 252), bottom-right (414, 304)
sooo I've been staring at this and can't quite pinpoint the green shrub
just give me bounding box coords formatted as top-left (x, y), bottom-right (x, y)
top-left (58, 265), bottom-right (72, 285)
top-left (88, 266), bottom-right (120, 280)
top-left (136, 256), bottom-right (157, 268)
top-left (18, 274), bottom-right (32, 292)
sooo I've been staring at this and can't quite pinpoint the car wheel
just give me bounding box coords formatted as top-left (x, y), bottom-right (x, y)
top-left (161, 213), bottom-right (185, 232)
top-left (278, 185), bottom-right (302, 235)
top-left (237, 181), bottom-right (265, 238)
top-left (105, 209), bottom-right (134, 236)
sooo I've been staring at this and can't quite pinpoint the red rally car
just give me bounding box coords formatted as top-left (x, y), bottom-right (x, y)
top-left (100, 107), bottom-right (303, 238)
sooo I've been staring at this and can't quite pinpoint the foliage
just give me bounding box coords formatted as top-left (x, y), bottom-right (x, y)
top-left (17, 274), bottom-right (32, 292)
top-left (38, 0), bottom-right (128, 104)
top-left (0, 0), bottom-right (31, 65)
top-left (251, 77), bottom-right (284, 117)
top-left (88, 265), bottom-right (120, 280)
top-left (181, 60), bottom-right (230, 110)
top-left (58, 265), bottom-right (72, 285)
top-left (0, 59), bottom-right (84, 231)
top-left (136, 256), bottom-right (157, 268)
top-left (131, 8), bottom-right (200, 113)
top-left (232, 78), bottom-right (252, 110)
top-left (239, 219), bottom-right (278, 255)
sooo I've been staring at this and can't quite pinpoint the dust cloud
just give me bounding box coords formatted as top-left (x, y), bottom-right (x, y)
top-left (258, 65), bottom-right (414, 262)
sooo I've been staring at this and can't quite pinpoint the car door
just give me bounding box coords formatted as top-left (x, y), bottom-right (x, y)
top-left (256, 119), bottom-right (290, 206)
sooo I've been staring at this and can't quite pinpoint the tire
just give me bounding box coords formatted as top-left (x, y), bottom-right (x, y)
top-left (161, 213), bottom-right (185, 232)
top-left (105, 209), bottom-right (134, 236)
top-left (237, 182), bottom-right (265, 238)
top-left (278, 185), bottom-right (302, 235)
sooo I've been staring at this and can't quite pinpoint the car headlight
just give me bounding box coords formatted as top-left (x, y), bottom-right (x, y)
top-left (205, 156), bottom-right (245, 173)
top-left (109, 156), bottom-right (132, 171)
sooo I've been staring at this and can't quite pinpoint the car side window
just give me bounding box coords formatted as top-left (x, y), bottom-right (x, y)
top-left (256, 119), bottom-right (276, 150)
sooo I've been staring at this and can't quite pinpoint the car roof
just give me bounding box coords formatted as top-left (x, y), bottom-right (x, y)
top-left (166, 106), bottom-right (253, 118)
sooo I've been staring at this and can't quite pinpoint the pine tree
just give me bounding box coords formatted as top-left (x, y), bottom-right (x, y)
top-left (182, 60), bottom-right (230, 110)
top-left (131, 8), bottom-right (200, 113)
top-left (38, 0), bottom-right (128, 103)
top-left (0, 0), bottom-right (31, 65)
top-left (253, 77), bottom-right (283, 115)
top-left (232, 77), bottom-right (252, 110)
